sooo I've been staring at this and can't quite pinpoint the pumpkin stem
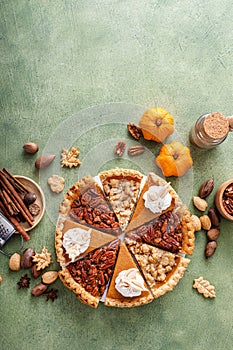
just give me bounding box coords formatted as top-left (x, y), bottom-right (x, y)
top-left (173, 151), bottom-right (179, 160)
top-left (155, 118), bottom-right (162, 127)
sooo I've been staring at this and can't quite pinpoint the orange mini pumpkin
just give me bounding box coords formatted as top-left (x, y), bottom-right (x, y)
top-left (156, 141), bottom-right (193, 177)
top-left (139, 107), bottom-right (174, 142)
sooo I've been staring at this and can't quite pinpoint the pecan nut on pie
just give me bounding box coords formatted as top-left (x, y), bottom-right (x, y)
top-left (56, 168), bottom-right (195, 308)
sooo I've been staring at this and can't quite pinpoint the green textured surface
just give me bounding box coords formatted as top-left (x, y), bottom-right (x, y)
top-left (0, 1), bottom-right (233, 350)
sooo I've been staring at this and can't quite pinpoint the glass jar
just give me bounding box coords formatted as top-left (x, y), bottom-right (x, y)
top-left (190, 113), bottom-right (230, 149)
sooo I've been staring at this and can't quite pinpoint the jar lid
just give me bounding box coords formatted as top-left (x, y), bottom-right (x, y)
top-left (203, 113), bottom-right (229, 139)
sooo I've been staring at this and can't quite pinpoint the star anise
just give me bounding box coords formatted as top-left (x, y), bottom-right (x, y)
top-left (43, 288), bottom-right (58, 302)
top-left (17, 274), bottom-right (31, 289)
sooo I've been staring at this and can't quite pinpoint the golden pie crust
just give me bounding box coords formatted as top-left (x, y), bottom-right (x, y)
top-left (104, 243), bottom-right (153, 307)
top-left (55, 218), bottom-right (116, 267)
top-left (126, 240), bottom-right (190, 299)
top-left (56, 169), bottom-right (195, 308)
top-left (59, 268), bottom-right (100, 308)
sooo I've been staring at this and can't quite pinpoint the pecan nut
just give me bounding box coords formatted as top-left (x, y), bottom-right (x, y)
top-left (128, 145), bottom-right (145, 156)
top-left (127, 123), bottom-right (143, 140)
top-left (114, 141), bottom-right (126, 157)
top-left (222, 184), bottom-right (233, 215)
top-left (199, 178), bottom-right (214, 198)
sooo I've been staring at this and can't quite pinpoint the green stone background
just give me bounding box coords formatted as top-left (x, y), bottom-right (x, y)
top-left (0, 1), bottom-right (233, 349)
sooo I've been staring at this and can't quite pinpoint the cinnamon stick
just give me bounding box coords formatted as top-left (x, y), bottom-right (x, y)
top-left (0, 202), bottom-right (30, 241)
top-left (0, 171), bottom-right (34, 226)
top-left (2, 168), bottom-right (29, 194)
top-left (0, 190), bottom-right (15, 216)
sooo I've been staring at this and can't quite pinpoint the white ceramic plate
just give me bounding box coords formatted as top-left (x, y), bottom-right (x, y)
top-left (15, 176), bottom-right (46, 231)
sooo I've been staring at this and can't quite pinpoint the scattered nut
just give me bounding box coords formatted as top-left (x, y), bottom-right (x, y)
top-left (127, 123), bottom-right (143, 140)
top-left (114, 141), bottom-right (126, 157)
top-left (200, 215), bottom-right (212, 230)
top-left (0, 275), bottom-right (2, 284)
top-left (193, 196), bottom-right (208, 211)
top-left (208, 207), bottom-right (221, 227)
top-left (32, 264), bottom-right (41, 279)
top-left (29, 203), bottom-right (40, 216)
top-left (41, 271), bottom-right (58, 284)
top-left (205, 241), bottom-right (217, 258)
top-left (191, 215), bottom-right (202, 232)
top-left (207, 228), bottom-right (220, 241)
top-left (199, 178), bottom-right (214, 198)
top-left (48, 175), bottom-right (65, 193)
top-left (21, 248), bottom-right (35, 269)
top-left (128, 144), bottom-right (145, 156)
top-left (35, 154), bottom-right (56, 169)
top-left (23, 142), bottom-right (39, 154)
top-left (24, 192), bottom-right (37, 206)
top-left (9, 253), bottom-right (21, 271)
top-left (31, 283), bottom-right (48, 297)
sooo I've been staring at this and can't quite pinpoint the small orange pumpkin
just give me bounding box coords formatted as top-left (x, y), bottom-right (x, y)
top-left (156, 141), bottom-right (193, 177)
top-left (139, 107), bottom-right (174, 142)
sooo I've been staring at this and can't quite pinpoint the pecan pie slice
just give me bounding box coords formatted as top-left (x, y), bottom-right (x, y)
top-left (59, 175), bottom-right (121, 235)
top-left (99, 168), bottom-right (143, 231)
top-left (126, 240), bottom-right (190, 299)
top-left (126, 208), bottom-right (194, 255)
top-left (55, 218), bottom-right (116, 267)
top-left (104, 243), bottom-right (153, 307)
top-left (59, 239), bottom-right (120, 308)
top-left (126, 172), bottom-right (195, 255)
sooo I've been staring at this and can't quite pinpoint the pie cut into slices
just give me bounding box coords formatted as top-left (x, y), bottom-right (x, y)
top-left (57, 168), bottom-right (195, 308)
top-left (126, 240), bottom-right (190, 299)
top-left (99, 168), bottom-right (143, 231)
top-left (59, 239), bottom-right (120, 308)
top-left (59, 175), bottom-right (121, 235)
top-left (55, 218), bottom-right (116, 267)
top-left (104, 242), bottom-right (153, 307)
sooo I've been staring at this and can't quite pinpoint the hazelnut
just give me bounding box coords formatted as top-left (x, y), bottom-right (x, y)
top-left (0, 275), bottom-right (2, 284)
top-left (23, 142), bottom-right (39, 154)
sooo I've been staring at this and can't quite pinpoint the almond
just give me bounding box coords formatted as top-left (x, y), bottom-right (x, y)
top-left (9, 253), bottom-right (21, 271)
top-left (35, 154), bottom-right (56, 169)
top-left (41, 271), bottom-right (58, 284)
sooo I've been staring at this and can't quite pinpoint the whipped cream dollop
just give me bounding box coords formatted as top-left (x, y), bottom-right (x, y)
top-left (63, 227), bottom-right (91, 262)
top-left (143, 184), bottom-right (172, 214)
top-left (115, 268), bottom-right (147, 297)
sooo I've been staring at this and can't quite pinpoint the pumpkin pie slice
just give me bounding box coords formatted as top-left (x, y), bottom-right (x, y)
top-left (55, 217), bottom-right (116, 267)
top-left (104, 242), bottom-right (153, 307)
top-left (99, 168), bottom-right (143, 231)
top-left (59, 239), bottom-right (120, 308)
top-left (126, 240), bottom-right (190, 299)
top-left (126, 172), bottom-right (178, 232)
top-left (59, 175), bottom-right (121, 235)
